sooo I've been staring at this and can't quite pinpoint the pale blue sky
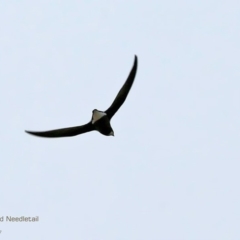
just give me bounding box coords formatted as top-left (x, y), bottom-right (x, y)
top-left (1, 0), bottom-right (240, 239)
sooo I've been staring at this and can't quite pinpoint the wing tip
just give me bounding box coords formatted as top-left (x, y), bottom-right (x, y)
top-left (25, 130), bottom-right (37, 136)
top-left (25, 130), bottom-right (45, 137)
top-left (133, 55), bottom-right (138, 68)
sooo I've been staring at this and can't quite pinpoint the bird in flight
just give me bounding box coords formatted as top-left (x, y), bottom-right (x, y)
top-left (25, 55), bottom-right (138, 138)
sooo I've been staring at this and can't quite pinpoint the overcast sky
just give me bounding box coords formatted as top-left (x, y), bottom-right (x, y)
top-left (1, 0), bottom-right (240, 239)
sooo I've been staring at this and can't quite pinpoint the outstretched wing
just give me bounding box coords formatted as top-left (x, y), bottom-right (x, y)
top-left (25, 122), bottom-right (94, 138)
top-left (105, 55), bottom-right (138, 120)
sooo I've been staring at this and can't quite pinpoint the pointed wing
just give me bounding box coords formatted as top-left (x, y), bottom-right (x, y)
top-left (105, 55), bottom-right (138, 119)
top-left (25, 122), bottom-right (94, 138)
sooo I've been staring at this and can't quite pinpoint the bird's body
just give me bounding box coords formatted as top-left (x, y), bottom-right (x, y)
top-left (92, 110), bottom-right (114, 136)
top-left (25, 55), bottom-right (138, 138)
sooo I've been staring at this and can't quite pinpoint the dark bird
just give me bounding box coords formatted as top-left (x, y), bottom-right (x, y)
top-left (25, 55), bottom-right (138, 138)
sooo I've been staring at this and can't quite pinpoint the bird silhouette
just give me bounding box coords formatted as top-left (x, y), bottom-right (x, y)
top-left (25, 55), bottom-right (138, 138)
